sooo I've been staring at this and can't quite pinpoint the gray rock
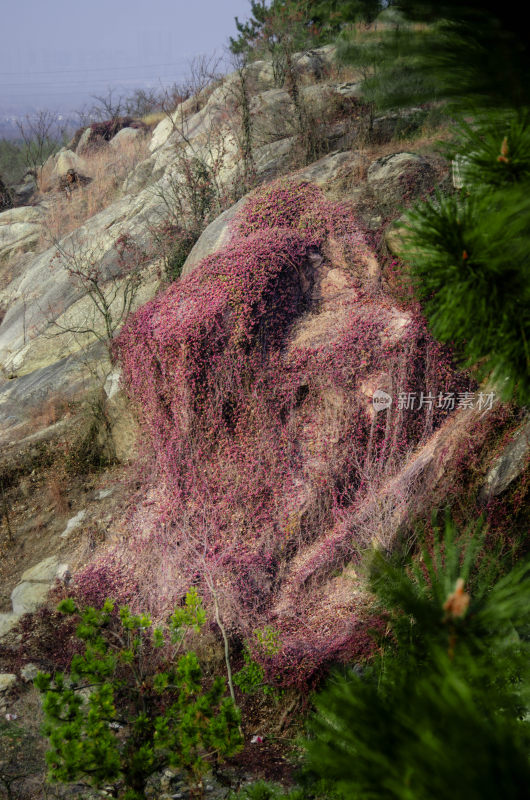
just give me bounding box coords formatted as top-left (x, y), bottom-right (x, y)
top-left (367, 152), bottom-right (436, 210)
top-left (20, 663), bottom-right (40, 682)
top-left (122, 157), bottom-right (156, 193)
top-left (335, 81), bottom-right (363, 99)
top-left (55, 149), bottom-right (87, 179)
top-left (56, 563), bottom-right (71, 583)
top-left (251, 88), bottom-right (294, 142)
top-left (0, 205), bottom-right (43, 261)
top-left (481, 416), bottom-right (530, 500)
top-left (21, 554), bottom-right (60, 582)
top-left (181, 197), bottom-right (247, 277)
top-left (0, 613), bottom-right (21, 639)
top-left (96, 488), bottom-right (114, 500)
top-left (109, 126), bottom-right (143, 151)
top-left (104, 369), bottom-right (122, 400)
top-left (252, 137), bottom-right (296, 181)
top-left (75, 127), bottom-right (94, 155)
top-left (12, 174), bottom-right (37, 205)
top-left (371, 108), bottom-right (426, 144)
top-left (297, 150), bottom-right (356, 187)
top-left (0, 351), bottom-right (101, 436)
top-left (60, 509), bottom-right (87, 539)
top-left (11, 581), bottom-right (51, 615)
top-left (0, 673), bottom-right (17, 693)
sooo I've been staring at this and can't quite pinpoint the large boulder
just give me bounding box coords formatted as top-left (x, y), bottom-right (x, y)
top-left (181, 197), bottom-right (247, 277)
top-left (11, 581), bottom-right (51, 615)
top-left (0, 205), bottom-right (43, 262)
top-left (481, 415), bottom-right (530, 500)
top-left (0, 673), bottom-right (17, 693)
top-left (367, 152), bottom-right (436, 211)
top-left (109, 126), bottom-right (144, 151)
top-left (181, 151), bottom-right (361, 278)
top-left (11, 172), bottom-right (37, 206)
top-left (21, 555), bottom-right (61, 582)
top-left (371, 108), bottom-right (426, 144)
top-left (10, 555), bottom-right (69, 616)
top-left (40, 149), bottom-right (88, 191)
top-left (55, 149), bottom-right (87, 178)
top-left (0, 614), bottom-right (21, 639)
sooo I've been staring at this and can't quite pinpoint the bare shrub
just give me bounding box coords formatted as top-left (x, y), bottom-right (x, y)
top-left (15, 110), bottom-right (65, 188)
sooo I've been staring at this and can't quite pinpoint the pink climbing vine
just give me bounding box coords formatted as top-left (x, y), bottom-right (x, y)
top-left (75, 179), bottom-right (472, 687)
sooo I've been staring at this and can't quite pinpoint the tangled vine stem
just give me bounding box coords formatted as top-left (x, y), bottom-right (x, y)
top-left (75, 180), bottom-right (470, 688)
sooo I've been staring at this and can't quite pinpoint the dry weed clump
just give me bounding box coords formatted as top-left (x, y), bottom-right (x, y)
top-left (45, 467), bottom-right (70, 515)
top-left (40, 136), bottom-right (149, 244)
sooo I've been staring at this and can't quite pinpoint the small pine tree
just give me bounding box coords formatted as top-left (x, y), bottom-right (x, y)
top-left (304, 517), bottom-right (530, 799)
top-left (35, 590), bottom-right (242, 800)
top-left (398, 112), bottom-right (530, 403)
top-left (337, 3), bottom-right (530, 404)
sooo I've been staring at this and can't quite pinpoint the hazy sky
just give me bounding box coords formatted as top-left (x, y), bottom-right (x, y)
top-left (0, 0), bottom-right (252, 113)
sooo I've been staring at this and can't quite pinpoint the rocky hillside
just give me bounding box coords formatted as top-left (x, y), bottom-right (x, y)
top-left (0, 43), bottom-right (528, 782)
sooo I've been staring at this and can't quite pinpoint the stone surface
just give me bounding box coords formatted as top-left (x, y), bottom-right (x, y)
top-left (384, 215), bottom-right (408, 255)
top-left (122, 157), bottom-right (157, 193)
top-left (109, 126), bottom-right (143, 150)
top-left (0, 613), bottom-right (21, 639)
top-left (371, 108), bottom-right (426, 144)
top-left (481, 416), bottom-right (530, 500)
top-left (11, 581), bottom-right (50, 615)
top-left (335, 81), bottom-right (363, 99)
top-left (104, 369), bottom-right (122, 400)
top-left (11, 174), bottom-right (37, 205)
top-left (367, 152), bottom-right (436, 210)
top-left (0, 673), bottom-right (17, 693)
top-left (252, 137), bottom-right (296, 181)
top-left (296, 150), bottom-right (356, 187)
top-left (60, 509), bottom-right (87, 539)
top-left (40, 149), bottom-right (88, 190)
top-left (75, 127), bottom-right (94, 154)
top-left (181, 197), bottom-right (247, 277)
top-left (56, 563), bottom-right (71, 583)
top-left (20, 663), bottom-right (40, 682)
top-left (21, 555), bottom-right (60, 583)
top-left (0, 351), bottom-right (100, 436)
top-left (0, 205), bottom-right (43, 261)
top-left (107, 388), bottom-right (139, 463)
top-left (55, 149), bottom-right (87, 178)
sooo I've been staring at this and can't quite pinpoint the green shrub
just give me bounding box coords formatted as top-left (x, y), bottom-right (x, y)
top-left (234, 626), bottom-right (282, 699)
top-left (304, 517), bottom-right (530, 799)
top-left (400, 179), bottom-right (530, 404)
top-left (35, 590), bottom-right (243, 800)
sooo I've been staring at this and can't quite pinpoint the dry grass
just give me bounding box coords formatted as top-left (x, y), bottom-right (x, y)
top-left (26, 394), bottom-right (74, 434)
top-left (142, 111), bottom-right (166, 126)
top-left (46, 467), bottom-right (70, 514)
top-left (39, 136), bottom-right (149, 245)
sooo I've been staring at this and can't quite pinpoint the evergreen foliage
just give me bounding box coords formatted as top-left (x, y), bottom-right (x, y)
top-left (399, 113), bottom-right (530, 403)
top-left (304, 517), bottom-right (530, 799)
top-left (35, 590), bottom-right (242, 800)
top-left (337, 3), bottom-right (530, 403)
top-left (337, 2), bottom-right (530, 111)
top-left (229, 1), bottom-right (384, 57)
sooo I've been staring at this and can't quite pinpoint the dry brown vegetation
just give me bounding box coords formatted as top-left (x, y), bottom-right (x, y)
top-left (39, 136), bottom-right (149, 245)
